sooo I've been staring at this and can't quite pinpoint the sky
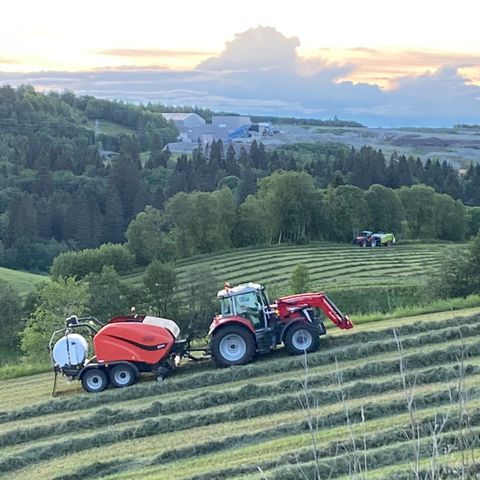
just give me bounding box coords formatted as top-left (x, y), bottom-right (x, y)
top-left (1, 0), bottom-right (480, 126)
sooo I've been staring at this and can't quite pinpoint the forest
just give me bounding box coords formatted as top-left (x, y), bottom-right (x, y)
top-left (1, 85), bottom-right (480, 272)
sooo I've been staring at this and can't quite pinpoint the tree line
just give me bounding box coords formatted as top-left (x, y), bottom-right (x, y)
top-left (0, 261), bottom-right (220, 362)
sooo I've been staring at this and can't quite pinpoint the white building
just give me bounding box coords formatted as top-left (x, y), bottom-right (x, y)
top-left (212, 115), bottom-right (251, 131)
top-left (161, 113), bottom-right (206, 129)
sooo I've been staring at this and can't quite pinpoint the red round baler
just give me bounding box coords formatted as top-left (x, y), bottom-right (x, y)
top-left (50, 314), bottom-right (187, 393)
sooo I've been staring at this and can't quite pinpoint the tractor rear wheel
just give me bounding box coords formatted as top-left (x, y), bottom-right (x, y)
top-left (109, 364), bottom-right (137, 388)
top-left (210, 325), bottom-right (255, 367)
top-left (284, 323), bottom-right (320, 355)
top-left (81, 368), bottom-right (108, 393)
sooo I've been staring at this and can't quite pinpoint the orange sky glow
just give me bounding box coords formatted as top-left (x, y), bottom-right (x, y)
top-left (1, 0), bottom-right (479, 90)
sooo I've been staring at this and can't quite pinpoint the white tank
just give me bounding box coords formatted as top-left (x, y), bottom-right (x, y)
top-left (52, 333), bottom-right (88, 368)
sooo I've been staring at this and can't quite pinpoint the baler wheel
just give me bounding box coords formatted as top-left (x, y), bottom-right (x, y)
top-left (210, 325), bottom-right (255, 367)
top-left (109, 364), bottom-right (137, 388)
top-left (81, 368), bottom-right (109, 393)
top-left (284, 323), bottom-right (320, 355)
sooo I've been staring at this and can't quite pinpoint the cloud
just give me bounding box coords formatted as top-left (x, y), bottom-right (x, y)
top-left (1, 26), bottom-right (479, 126)
top-left (98, 48), bottom-right (215, 58)
top-left (301, 47), bottom-right (480, 88)
top-left (199, 26), bottom-right (300, 71)
top-left (0, 57), bottom-right (20, 64)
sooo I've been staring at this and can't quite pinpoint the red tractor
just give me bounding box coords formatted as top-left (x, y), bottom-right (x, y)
top-left (49, 283), bottom-right (352, 393)
top-left (209, 282), bottom-right (352, 367)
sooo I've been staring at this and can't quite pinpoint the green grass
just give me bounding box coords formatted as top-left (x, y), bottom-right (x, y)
top-left (88, 119), bottom-right (136, 136)
top-left (123, 241), bottom-right (458, 315)
top-left (0, 266), bottom-right (47, 296)
top-left (0, 362), bottom-right (51, 381)
top-left (125, 241), bottom-right (455, 292)
top-left (354, 293), bottom-right (480, 324)
top-left (1, 307), bottom-right (480, 479)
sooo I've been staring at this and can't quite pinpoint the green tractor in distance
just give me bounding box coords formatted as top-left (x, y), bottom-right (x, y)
top-left (354, 230), bottom-right (396, 248)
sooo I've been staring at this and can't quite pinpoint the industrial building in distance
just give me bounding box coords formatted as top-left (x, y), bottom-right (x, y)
top-left (161, 113), bottom-right (280, 153)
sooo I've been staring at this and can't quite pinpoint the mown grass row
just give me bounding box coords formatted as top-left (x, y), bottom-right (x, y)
top-left (6, 368), bottom-right (480, 478)
top-left (216, 261), bottom-right (440, 289)
top-left (3, 340), bottom-right (476, 446)
top-left (3, 370), bottom-right (479, 475)
top-left (177, 248), bottom-right (442, 278)
top-left (207, 259), bottom-right (439, 286)
top-left (215, 428), bottom-right (480, 480)
top-left (178, 249), bottom-right (443, 283)
top-left (171, 242), bottom-right (450, 270)
top-left (2, 314), bottom-right (477, 422)
top-left (2, 324), bottom-right (479, 471)
top-left (2, 347), bottom-right (478, 452)
top-left (123, 242), bottom-right (450, 289)
top-left (70, 395), bottom-right (480, 480)
top-left (2, 310), bottom-right (478, 479)
top-left (175, 247), bottom-right (443, 274)
top-left (56, 404), bottom-right (480, 480)
top-left (2, 355), bottom-right (477, 451)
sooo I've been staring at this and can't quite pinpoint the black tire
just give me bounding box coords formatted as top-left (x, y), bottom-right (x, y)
top-left (387, 240), bottom-right (393, 247)
top-left (108, 364), bottom-right (137, 388)
top-left (284, 322), bottom-right (320, 355)
top-left (210, 325), bottom-right (256, 367)
top-left (370, 238), bottom-right (377, 247)
top-left (361, 239), bottom-right (367, 248)
top-left (81, 368), bottom-right (109, 393)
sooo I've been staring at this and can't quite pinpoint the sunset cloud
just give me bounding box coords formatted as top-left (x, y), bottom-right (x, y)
top-left (1, 26), bottom-right (479, 126)
top-left (199, 27), bottom-right (299, 71)
top-left (0, 57), bottom-right (21, 65)
top-left (300, 48), bottom-right (480, 88)
top-left (98, 48), bottom-right (215, 58)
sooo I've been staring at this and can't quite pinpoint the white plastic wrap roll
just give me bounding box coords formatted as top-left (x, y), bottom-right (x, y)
top-left (52, 333), bottom-right (88, 367)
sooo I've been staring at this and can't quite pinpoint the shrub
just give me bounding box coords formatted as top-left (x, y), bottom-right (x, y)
top-left (51, 243), bottom-right (135, 279)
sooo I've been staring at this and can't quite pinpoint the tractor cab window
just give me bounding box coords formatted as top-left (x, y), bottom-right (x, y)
top-left (220, 297), bottom-right (234, 317)
top-left (234, 291), bottom-right (264, 329)
top-left (258, 290), bottom-right (269, 308)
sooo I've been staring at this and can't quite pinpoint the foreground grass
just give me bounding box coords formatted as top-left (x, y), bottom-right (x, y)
top-left (354, 294), bottom-right (480, 324)
top-left (2, 308), bottom-right (480, 479)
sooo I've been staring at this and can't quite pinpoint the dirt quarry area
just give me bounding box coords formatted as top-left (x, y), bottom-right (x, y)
top-left (275, 125), bottom-right (480, 168)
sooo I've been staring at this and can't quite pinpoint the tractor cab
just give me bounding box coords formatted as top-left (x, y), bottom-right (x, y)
top-left (216, 282), bottom-right (274, 331)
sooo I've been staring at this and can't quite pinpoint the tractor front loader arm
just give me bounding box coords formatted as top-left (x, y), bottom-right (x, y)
top-left (276, 293), bottom-right (353, 329)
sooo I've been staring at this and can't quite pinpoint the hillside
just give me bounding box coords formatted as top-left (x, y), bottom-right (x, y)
top-left (170, 242), bottom-right (450, 289)
top-left (1, 307), bottom-right (480, 479)
top-left (123, 242), bottom-right (456, 314)
top-left (0, 267), bottom-right (46, 296)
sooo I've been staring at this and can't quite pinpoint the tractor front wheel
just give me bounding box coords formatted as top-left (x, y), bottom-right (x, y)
top-left (284, 323), bottom-right (320, 355)
top-left (81, 368), bottom-right (109, 393)
top-left (109, 364), bottom-right (137, 388)
top-left (210, 325), bottom-right (255, 367)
